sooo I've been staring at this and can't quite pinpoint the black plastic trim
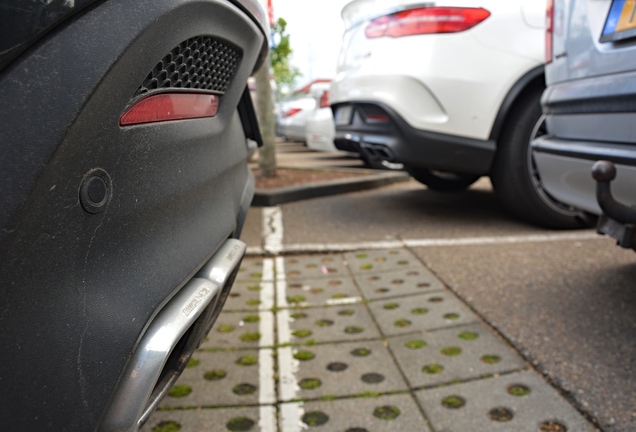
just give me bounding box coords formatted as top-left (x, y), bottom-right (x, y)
top-left (489, 65), bottom-right (545, 141)
top-left (533, 136), bottom-right (636, 167)
top-left (238, 86), bottom-right (264, 147)
top-left (333, 101), bottom-right (496, 175)
top-left (542, 68), bottom-right (636, 115)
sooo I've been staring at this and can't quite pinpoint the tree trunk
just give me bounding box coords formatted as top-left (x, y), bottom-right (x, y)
top-left (254, 53), bottom-right (277, 178)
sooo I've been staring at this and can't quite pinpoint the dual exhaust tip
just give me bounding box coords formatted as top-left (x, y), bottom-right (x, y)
top-left (100, 239), bottom-right (246, 432)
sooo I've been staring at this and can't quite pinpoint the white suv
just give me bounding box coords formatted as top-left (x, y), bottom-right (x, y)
top-left (331, 0), bottom-right (586, 228)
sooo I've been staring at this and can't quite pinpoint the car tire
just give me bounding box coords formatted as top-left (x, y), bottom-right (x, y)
top-left (407, 167), bottom-right (480, 192)
top-left (490, 86), bottom-right (587, 229)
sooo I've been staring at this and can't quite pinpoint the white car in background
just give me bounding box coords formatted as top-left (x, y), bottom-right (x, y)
top-left (306, 83), bottom-right (338, 152)
top-left (276, 93), bottom-right (316, 142)
top-left (331, 0), bottom-right (587, 228)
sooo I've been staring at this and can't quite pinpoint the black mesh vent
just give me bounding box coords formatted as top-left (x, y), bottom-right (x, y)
top-left (135, 36), bottom-right (242, 97)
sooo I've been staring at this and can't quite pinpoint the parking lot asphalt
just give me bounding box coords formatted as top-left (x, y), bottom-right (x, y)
top-left (144, 144), bottom-right (635, 432)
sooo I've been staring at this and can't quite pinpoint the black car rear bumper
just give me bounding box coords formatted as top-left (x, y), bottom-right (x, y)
top-left (0, 1), bottom-right (265, 430)
top-left (332, 102), bottom-right (496, 175)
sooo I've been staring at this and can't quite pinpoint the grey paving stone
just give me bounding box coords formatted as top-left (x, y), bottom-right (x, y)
top-left (141, 406), bottom-right (266, 432)
top-left (285, 276), bottom-right (362, 307)
top-left (283, 394), bottom-right (433, 431)
top-left (200, 311), bottom-right (266, 349)
top-left (388, 323), bottom-right (526, 388)
top-left (415, 371), bottom-right (597, 432)
top-left (344, 248), bottom-right (422, 275)
top-left (367, 292), bottom-right (479, 336)
top-left (223, 281), bottom-right (267, 311)
top-left (283, 254), bottom-right (349, 279)
top-left (236, 257), bottom-right (267, 281)
top-left (280, 340), bottom-right (408, 402)
top-left (159, 350), bottom-right (265, 408)
top-left (353, 267), bottom-right (444, 300)
top-left (286, 304), bottom-right (381, 344)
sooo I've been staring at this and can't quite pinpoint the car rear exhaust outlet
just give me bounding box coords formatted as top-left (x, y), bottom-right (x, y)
top-left (99, 239), bottom-right (246, 432)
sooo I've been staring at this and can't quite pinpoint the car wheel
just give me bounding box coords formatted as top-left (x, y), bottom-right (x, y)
top-left (490, 87), bottom-right (587, 229)
top-left (407, 167), bottom-right (480, 192)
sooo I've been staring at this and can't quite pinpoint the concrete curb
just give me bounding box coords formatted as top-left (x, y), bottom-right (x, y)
top-left (251, 169), bottom-right (410, 207)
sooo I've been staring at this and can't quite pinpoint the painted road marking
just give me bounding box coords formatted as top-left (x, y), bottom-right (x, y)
top-left (275, 257), bottom-right (304, 432)
top-left (258, 258), bottom-right (276, 430)
top-left (247, 231), bottom-right (601, 255)
top-left (262, 206), bottom-right (283, 255)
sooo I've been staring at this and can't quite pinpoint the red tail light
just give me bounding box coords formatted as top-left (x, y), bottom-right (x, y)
top-left (120, 93), bottom-right (219, 126)
top-left (546, 0), bottom-right (554, 63)
top-left (319, 91), bottom-right (330, 108)
top-left (365, 7), bottom-right (490, 39)
top-left (283, 107), bottom-right (302, 118)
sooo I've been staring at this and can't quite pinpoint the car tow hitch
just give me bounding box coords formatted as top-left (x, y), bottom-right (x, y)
top-left (592, 160), bottom-right (636, 250)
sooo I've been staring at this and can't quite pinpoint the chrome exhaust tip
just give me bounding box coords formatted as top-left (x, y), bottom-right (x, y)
top-left (100, 239), bottom-right (246, 432)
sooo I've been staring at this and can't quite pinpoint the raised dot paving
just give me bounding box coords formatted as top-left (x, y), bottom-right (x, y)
top-left (353, 267), bottom-right (443, 300)
top-left (158, 350), bottom-right (264, 408)
top-left (367, 291), bottom-right (480, 336)
top-left (279, 340), bottom-right (408, 401)
top-left (285, 393), bottom-right (432, 431)
top-left (284, 276), bottom-right (361, 307)
top-left (142, 249), bottom-right (597, 431)
top-left (388, 322), bottom-right (526, 388)
top-left (344, 248), bottom-right (422, 274)
top-left (222, 281), bottom-right (267, 311)
top-left (284, 255), bottom-right (348, 279)
top-left (286, 304), bottom-right (381, 344)
top-left (415, 371), bottom-right (597, 431)
top-left (199, 311), bottom-right (271, 349)
top-left (235, 257), bottom-right (266, 281)
top-left (140, 406), bottom-right (264, 432)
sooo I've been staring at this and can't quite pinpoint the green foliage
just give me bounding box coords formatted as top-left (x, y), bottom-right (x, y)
top-left (271, 18), bottom-right (301, 95)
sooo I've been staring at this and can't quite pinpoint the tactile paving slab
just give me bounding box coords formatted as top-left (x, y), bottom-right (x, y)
top-left (284, 277), bottom-right (362, 307)
top-left (159, 350), bottom-right (264, 408)
top-left (235, 258), bottom-right (266, 281)
top-left (284, 394), bottom-right (433, 431)
top-left (353, 268), bottom-right (443, 300)
top-left (286, 304), bottom-right (381, 344)
top-left (283, 254), bottom-right (349, 279)
top-left (279, 340), bottom-right (408, 401)
top-left (223, 281), bottom-right (268, 311)
top-left (344, 249), bottom-right (422, 274)
top-left (367, 292), bottom-right (479, 336)
top-left (141, 406), bottom-right (266, 432)
top-left (388, 323), bottom-right (526, 388)
top-left (200, 311), bottom-right (270, 349)
top-left (415, 371), bottom-right (597, 432)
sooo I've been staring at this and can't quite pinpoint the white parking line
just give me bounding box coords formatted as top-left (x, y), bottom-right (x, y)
top-left (274, 256), bottom-right (304, 431)
top-left (255, 231), bottom-right (601, 254)
top-left (258, 258), bottom-right (276, 430)
top-left (262, 207), bottom-right (283, 255)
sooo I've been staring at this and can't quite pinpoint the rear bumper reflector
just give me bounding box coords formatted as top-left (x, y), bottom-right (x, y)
top-left (119, 93), bottom-right (219, 126)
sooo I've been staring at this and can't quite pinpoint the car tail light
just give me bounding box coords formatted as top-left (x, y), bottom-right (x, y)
top-left (546, 0), bottom-right (554, 63)
top-left (366, 114), bottom-right (389, 122)
top-left (120, 93), bottom-right (219, 126)
top-left (365, 7), bottom-right (490, 39)
top-left (319, 91), bottom-right (330, 108)
top-left (283, 107), bottom-right (302, 118)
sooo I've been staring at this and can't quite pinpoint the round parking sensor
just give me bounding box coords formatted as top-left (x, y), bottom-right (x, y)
top-left (79, 168), bottom-right (112, 214)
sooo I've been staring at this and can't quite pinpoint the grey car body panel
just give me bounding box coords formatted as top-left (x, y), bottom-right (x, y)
top-left (0, 0), bottom-right (266, 430)
top-left (535, 0), bottom-right (636, 213)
